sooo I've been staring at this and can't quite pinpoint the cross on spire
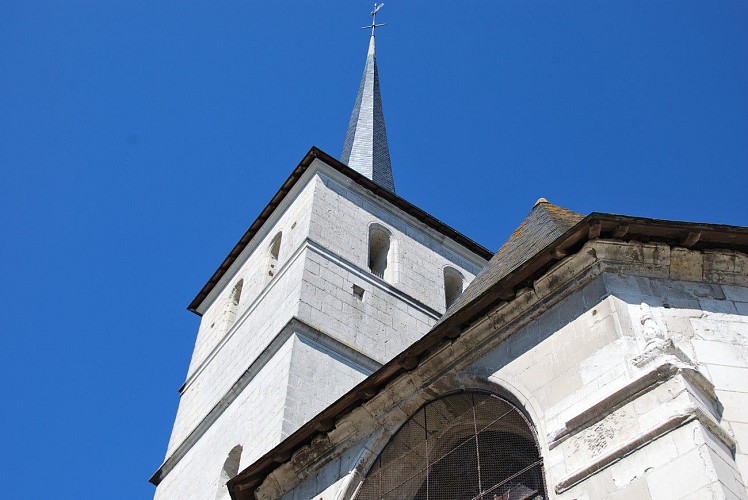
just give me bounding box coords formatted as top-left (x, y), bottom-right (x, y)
top-left (362, 3), bottom-right (386, 37)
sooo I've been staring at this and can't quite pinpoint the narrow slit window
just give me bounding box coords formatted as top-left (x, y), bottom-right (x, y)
top-left (268, 232), bottom-right (282, 278)
top-left (443, 267), bottom-right (464, 309)
top-left (225, 279), bottom-right (243, 329)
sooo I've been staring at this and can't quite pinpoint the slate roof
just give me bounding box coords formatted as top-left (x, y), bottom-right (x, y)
top-left (439, 198), bottom-right (584, 322)
top-left (340, 35), bottom-right (395, 193)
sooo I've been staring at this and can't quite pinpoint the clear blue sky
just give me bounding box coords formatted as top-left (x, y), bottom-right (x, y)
top-left (1, 1), bottom-right (746, 498)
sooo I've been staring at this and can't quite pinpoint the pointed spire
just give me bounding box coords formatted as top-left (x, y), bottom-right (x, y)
top-left (341, 6), bottom-right (395, 193)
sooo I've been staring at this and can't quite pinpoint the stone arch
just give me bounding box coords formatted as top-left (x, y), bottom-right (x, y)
top-left (482, 373), bottom-right (550, 454)
top-left (339, 374), bottom-right (548, 500)
top-left (368, 223), bottom-right (396, 282)
top-left (443, 266), bottom-right (465, 309)
top-left (351, 390), bottom-right (547, 500)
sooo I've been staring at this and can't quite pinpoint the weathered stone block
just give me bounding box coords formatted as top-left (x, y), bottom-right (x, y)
top-left (704, 250), bottom-right (748, 285)
top-left (723, 285), bottom-right (748, 304)
top-left (693, 339), bottom-right (748, 368)
top-left (646, 447), bottom-right (715, 499)
top-left (670, 247), bottom-right (704, 282)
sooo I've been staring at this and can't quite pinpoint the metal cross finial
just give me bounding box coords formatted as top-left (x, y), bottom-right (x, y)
top-left (362, 2), bottom-right (386, 36)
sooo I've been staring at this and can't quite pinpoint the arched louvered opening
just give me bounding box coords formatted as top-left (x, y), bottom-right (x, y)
top-left (355, 392), bottom-right (546, 500)
top-left (268, 232), bottom-right (282, 278)
top-left (443, 267), bottom-right (464, 309)
top-left (216, 445), bottom-right (243, 499)
top-left (369, 224), bottom-right (393, 281)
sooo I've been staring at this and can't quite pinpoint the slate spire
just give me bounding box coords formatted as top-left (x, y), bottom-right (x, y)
top-left (340, 13), bottom-right (395, 193)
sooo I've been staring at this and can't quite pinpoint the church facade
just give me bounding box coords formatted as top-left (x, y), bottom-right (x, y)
top-left (151, 15), bottom-right (748, 500)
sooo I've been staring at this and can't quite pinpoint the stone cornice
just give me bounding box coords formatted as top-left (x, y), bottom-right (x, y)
top-left (548, 363), bottom-right (724, 451)
top-left (554, 366), bottom-right (734, 494)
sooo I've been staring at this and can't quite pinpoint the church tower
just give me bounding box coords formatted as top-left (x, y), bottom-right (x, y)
top-left (151, 8), bottom-right (491, 499)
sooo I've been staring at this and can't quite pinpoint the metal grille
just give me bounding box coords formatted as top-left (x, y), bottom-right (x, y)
top-left (355, 393), bottom-right (546, 500)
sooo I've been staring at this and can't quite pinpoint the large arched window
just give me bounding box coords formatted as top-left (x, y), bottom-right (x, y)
top-left (355, 392), bottom-right (546, 500)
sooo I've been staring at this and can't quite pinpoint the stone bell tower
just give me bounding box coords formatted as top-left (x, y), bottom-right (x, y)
top-left (151, 8), bottom-right (490, 499)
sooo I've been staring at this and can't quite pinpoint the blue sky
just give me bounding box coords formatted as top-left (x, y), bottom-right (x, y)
top-left (1, 1), bottom-right (746, 498)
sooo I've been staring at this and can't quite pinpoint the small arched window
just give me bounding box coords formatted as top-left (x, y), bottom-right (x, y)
top-left (268, 232), bottom-right (282, 278)
top-left (355, 392), bottom-right (546, 500)
top-left (443, 267), bottom-right (464, 309)
top-left (216, 445), bottom-right (243, 499)
top-left (369, 224), bottom-right (393, 281)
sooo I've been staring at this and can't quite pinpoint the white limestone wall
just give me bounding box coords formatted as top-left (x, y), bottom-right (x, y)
top-left (187, 177), bottom-right (316, 377)
top-left (604, 272), bottom-right (748, 496)
top-left (165, 176), bottom-right (316, 456)
top-left (282, 333), bottom-right (373, 438)
top-left (698, 284), bottom-right (748, 494)
top-left (471, 272), bottom-right (748, 499)
top-left (297, 247), bottom-right (437, 365)
top-left (156, 327), bottom-right (380, 500)
top-left (155, 334), bottom-right (295, 500)
top-left (471, 276), bottom-right (630, 436)
top-left (308, 165), bottom-right (484, 315)
top-left (167, 248), bottom-right (305, 455)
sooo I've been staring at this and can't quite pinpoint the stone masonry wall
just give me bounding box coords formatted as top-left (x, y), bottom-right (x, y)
top-left (297, 247), bottom-right (437, 365)
top-left (186, 176), bottom-right (316, 378)
top-left (155, 333), bottom-right (296, 500)
top-left (308, 166), bottom-right (484, 314)
top-left (164, 175), bottom-right (317, 458)
top-left (605, 271), bottom-right (748, 496)
top-left (282, 333), bottom-right (373, 439)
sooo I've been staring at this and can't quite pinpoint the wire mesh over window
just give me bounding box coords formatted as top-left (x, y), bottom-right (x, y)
top-left (355, 392), bottom-right (546, 500)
